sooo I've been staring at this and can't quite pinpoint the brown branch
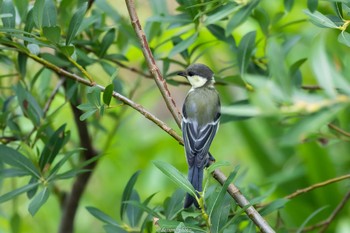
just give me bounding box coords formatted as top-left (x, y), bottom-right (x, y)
top-left (318, 190), bottom-right (350, 233)
top-left (328, 123), bottom-right (350, 138)
top-left (125, 1), bottom-right (275, 232)
top-left (285, 174), bottom-right (350, 200)
top-left (43, 78), bottom-right (66, 118)
top-left (125, 0), bottom-right (182, 127)
top-left (26, 53), bottom-right (182, 144)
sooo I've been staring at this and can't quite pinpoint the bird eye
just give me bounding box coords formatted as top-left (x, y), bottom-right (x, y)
top-left (188, 71), bottom-right (195, 76)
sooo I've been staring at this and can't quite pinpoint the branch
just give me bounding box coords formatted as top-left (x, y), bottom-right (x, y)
top-left (328, 123), bottom-right (350, 138)
top-left (124, 1), bottom-right (275, 232)
top-left (125, 0), bottom-right (182, 127)
top-left (25, 53), bottom-right (182, 143)
top-left (319, 190), bottom-right (350, 233)
top-left (285, 174), bottom-right (350, 200)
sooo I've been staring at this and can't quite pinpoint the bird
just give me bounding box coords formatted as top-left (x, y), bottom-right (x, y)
top-left (178, 63), bottom-right (221, 208)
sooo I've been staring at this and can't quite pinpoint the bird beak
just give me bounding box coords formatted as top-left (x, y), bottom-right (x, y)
top-left (177, 71), bottom-right (187, 77)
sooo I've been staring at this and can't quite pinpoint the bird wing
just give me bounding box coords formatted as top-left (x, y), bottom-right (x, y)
top-left (182, 116), bottom-right (220, 168)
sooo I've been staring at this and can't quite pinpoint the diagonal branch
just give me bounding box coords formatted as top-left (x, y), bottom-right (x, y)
top-left (124, 1), bottom-right (275, 232)
top-left (125, 0), bottom-right (182, 127)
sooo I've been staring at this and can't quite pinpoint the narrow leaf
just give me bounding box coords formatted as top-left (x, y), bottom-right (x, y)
top-left (237, 31), bottom-right (256, 78)
top-left (43, 26), bottom-right (61, 44)
top-left (303, 10), bottom-right (338, 28)
top-left (307, 0), bottom-right (318, 12)
top-left (153, 160), bottom-right (196, 198)
top-left (28, 188), bottom-right (50, 216)
top-left (42, 0), bottom-right (57, 27)
top-left (86, 207), bottom-right (119, 226)
top-left (311, 40), bottom-right (336, 97)
top-left (204, 2), bottom-right (238, 25)
top-left (0, 182), bottom-right (39, 203)
top-left (32, 0), bottom-right (44, 29)
top-left (0, 145), bottom-right (40, 179)
top-left (226, 0), bottom-right (259, 36)
top-left (1, 0), bottom-right (16, 28)
top-left (120, 170), bottom-right (141, 220)
top-left (66, 2), bottom-right (88, 45)
top-left (103, 83), bottom-right (114, 106)
top-left (169, 33), bottom-right (198, 57)
top-left (99, 28), bottom-right (116, 57)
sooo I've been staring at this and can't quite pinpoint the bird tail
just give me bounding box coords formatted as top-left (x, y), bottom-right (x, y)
top-left (184, 165), bottom-right (203, 208)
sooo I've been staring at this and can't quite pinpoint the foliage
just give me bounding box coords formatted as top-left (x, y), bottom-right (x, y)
top-left (0, 0), bottom-right (350, 233)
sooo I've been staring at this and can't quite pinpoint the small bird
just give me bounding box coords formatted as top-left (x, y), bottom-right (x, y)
top-left (178, 63), bottom-right (221, 208)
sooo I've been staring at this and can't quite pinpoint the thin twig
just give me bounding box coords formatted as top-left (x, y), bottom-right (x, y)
top-left (43, 78), bottom-right (66, 118)
top-left (125, 0), bottom-right (182, 127)
top-left (328, 123), bottom-right (350, 138)
top-left (285, 174), bottom-right (350, 200)
top-left (318, 190), bottom-right (350, 233)
top-left (25, 53), bottom-right (182, 144)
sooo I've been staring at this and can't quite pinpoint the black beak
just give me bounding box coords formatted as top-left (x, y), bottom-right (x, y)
top-left (177, 71), bottom-right (187, 77)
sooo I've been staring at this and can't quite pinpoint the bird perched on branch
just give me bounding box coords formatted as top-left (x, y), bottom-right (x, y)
top-left (178, 63), bottom-right (221, 208)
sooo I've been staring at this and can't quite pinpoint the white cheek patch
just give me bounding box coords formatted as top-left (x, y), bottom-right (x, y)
top-left (187, 75), bottom-right (207, 88)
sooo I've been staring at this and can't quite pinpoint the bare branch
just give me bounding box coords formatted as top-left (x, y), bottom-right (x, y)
top-left (328, 123), bottom-right (350, 138)
top-left (125, 0), bottom-right (182, 127)
top-left (319, 190), bottom-right (350, 233)
top-left (285, 174), bottom-right (350, 200)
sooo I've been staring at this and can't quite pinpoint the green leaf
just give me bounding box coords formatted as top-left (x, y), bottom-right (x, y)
top-left (206, 161), bottom-right (231, 174)
top-left (338, 31), bottom-right (350, 47)
top-left (303, 10), bottom-right (338, 28)
top-left (153, 160), bottom-right (196, 198)
top-left (237, 31), bottom-right (256, 78)
top-left (43, 26), bottom-right (61, 44)
top-left (10, 213), bottom-right (20, 233)
top-left (66, 2), bottom-right (88, 45)
top-left (32, 0), bottom-right (44, 29)
top-left (206, 24), bottom-right (237, 51)
top-left (297, 206), bottom-right (328, 233)
top-left (267, 39), bottom-right (291, 97)
top-left (59, 45), bottom-right (75, 57)
top-left (0, 145), bottom-right (40, 179)
top-left (39, 124), bottom-right (67, 171)
top-left (209, 168), bottom-right (239, 233)
top-left (307, 0), bottom-right (318, 12)
top-left (1, 0), bottom-right (15, 28)
top-left (260, 199), bottom-right (289, 216)
top-left (18, 53), bottom-right (27, 78)
top-left (86, 207), bottom-right (120, 226)
top-left (164, 189), bottom-right (185, 220)
top-left (226, 0), bottom-right (259, 36)
top-left (42, 0), bottom-right (57, 27)
top-left (0, 182), bottom-right (39, 203)
top-left (124, 200), bottom-right (161, 219)
top-left (311, 40), bottom-right (336, 97)
top-left (79, 109), bottom-right (97, 121)
top-left (99, 28), bottom-right (116, 57)
top-left (103, 83), bottom-right (114, 106)
top-left (169, 33), bottom-right (198, 57)
top-left (13, 0), bottom-right (28, 22)
top-left (104, 225), bottom-right (128, 233)
top-left (284, 0), bottom-right (294, 12)
top-left (280, 106), bottom-right (344, 146)
top-left (204, 2), bottom-right (238, 25)
top-left (28, 187), bottom-right (50, 216)
top-left (120, 170), bottom-right (141, 220)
